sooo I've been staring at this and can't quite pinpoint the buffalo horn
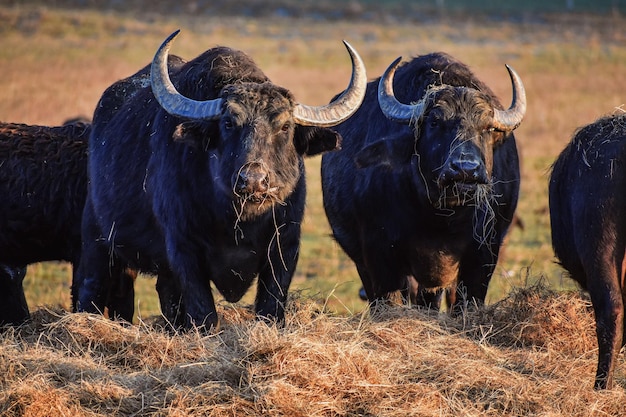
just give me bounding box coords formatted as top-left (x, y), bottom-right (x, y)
top-left (492, 64), bottom-right (526, 131)
top-left (378, 58), bottom-right (527, 132)
top-left (377, 56), bottom-right (426, 123)
top-left (293, 41), bottom-right (367, 127)
top-left (150, 30), bottom-right (223, 120)
top-left (152, 31), bottom-right (366, 125)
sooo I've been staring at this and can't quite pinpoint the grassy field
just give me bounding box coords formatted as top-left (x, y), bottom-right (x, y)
top-left (1, 4), bottom-right (626, 413)
top-left (2, 4), bottom-right (624, 316)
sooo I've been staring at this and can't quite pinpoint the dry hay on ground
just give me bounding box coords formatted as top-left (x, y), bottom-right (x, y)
top-left (0, 285), bottom-right (624, 416)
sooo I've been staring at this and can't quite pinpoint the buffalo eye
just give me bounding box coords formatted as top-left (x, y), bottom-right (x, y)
top-left (223, 117), bottom-right (234, 130)
top-left (426, 111), bottom-right (443, 129)
top-left (429, 118), bottom-right (441, 129)
top-left (484, 127), bottom-right (505, 145)
top-left (281, 122), bottom-right (291, 132)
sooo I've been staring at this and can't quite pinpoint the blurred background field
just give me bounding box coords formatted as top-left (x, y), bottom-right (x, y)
top-left (0, 0), bottom-right (624, 319)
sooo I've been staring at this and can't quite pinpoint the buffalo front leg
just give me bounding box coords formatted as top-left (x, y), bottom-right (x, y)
top-left (156, 270), bottom-right (186, 329)
top-left (75, 246), bottom-right (129, 319)
top-left (413, 283), bottom-right (446, 310)
top-left (355, 261), bottom-right (407, 311)
top-left (176, 274), bottom-right (217, 330)
top-left (105, 266), bottom-right (136, 323)
top-left (255, 226), bottom-right (302, 324)
top-left (74, 200), bottom-right (116, 316)
top-left (166, 243), bottom-right (218, 330)
top-left (452, 245), bottom-right (498, 314)
top-left (255, 257), bottom-right (296, 325)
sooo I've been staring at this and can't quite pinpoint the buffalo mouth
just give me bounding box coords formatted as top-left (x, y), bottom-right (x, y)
top-left (436, 182), bottom-right (486, 209)
top-left (239, 187), bottom-right (279, 204)
top-left (243, 193), bottom-right (266, 204)
top-left (233, 186), bottom-right (283, 221)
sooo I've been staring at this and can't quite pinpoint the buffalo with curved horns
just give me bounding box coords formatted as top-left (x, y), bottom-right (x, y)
top-left (75, 30), bottom-right (367, 329)
top-left (550, 113), bottom-right (626, 390)
top-left (321, 52), bottom-right (525, 311)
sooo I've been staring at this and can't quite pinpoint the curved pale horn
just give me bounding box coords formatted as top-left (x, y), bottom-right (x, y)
top-left (378, 56), bottom-right (426, 123)
top-left (492, 64), bottom-right (526, 131)
top-left (293, 40), bottom-right (367, 127)
top-left (150, 30), bottom-right (223, 120)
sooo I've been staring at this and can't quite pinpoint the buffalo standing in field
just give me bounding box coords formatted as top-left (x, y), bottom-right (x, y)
top-left (0, 120), bottom-right (137, 325)
top-left (549, 113), bottom-right (626, 390)
top-left (74, 30), bottom-right (367, 329)
top-left (321, 52), bottom-right (526, 311)
top-left (0, 54), bottom-right (187, 326)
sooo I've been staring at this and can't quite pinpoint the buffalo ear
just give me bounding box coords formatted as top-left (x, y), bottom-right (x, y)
top-left (294, 126), bottom-right (341, 156)
top-left (355, 134), bottom-right (414, 169)
top-left (172, 121), bottom-right (218, 149)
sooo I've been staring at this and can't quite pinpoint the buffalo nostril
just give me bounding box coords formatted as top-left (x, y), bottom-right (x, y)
top-left (236, 170), bottom-right (269, 194)
top-left (447, 151), bottom-right (487, 181)
top-left (438, 154), bottom-right (488, 187)
top-left (451, 159), bottom-right (480, 179)
top-left (235, 173), bottom-right (248, 194)
top-left (254, 174), bottom-right (269, 193)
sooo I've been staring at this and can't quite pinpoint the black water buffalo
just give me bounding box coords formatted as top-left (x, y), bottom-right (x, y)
top-left (0, 120), bottom-right (137, 325)
top-left (0, 120), bottom-right (92, 325)
top-left (74, 30), bottom-right (367, 329)
top-left (0, 54), bottom-right (188, 326)
top-left (321, 52), bottom-right (526, 311)
top-left (549, 113), bottom-right (626, 390)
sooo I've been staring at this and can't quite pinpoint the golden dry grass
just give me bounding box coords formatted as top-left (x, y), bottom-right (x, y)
top-left (1, 284), bottom-right (625, 416)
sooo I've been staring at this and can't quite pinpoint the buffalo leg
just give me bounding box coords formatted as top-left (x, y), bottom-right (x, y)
top-left (355, 262), bottom-right (384, 306)
top-left (74, 199), bottom-right (113, 315)
top-left (413, 284), bottom-right (445, 310)
top-left (106, 267), bottom-right (136, 322)
top-left (156, 270), bottom-right (186, 328)
top-left (0, 265), bottom-right (29, 326)
top-left (585, 259), bottom-right (624, 390)
top-left (165, 240), bottom-right (218, 330)
top-left (401, 275), bottom-right (419, 305)
top-left (255, 227), bottom-right (300, 324)
top-left (175, 271), bottom-right (217, 330)
top-left (75, 247), bottom-right (126, 317)
top-left (452, 245), bottom-right (498, 314)
top-left (255, 265), bottom-right (292, 324)
top-left (355, 261), bottom-right (405, 310)
top-left (75, 258), bottom-right (108, 315)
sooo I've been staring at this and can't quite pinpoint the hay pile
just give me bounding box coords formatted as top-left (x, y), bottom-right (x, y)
top-left (1, 285), bottom-right (624, 416)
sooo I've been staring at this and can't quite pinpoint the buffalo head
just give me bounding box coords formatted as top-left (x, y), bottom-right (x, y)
top-left (359, 56), bottom-right (526, 211)
top-left (151, 30), bottom-right (367, 221)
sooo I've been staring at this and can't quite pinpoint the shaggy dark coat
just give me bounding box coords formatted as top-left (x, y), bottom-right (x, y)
top-left (322, 52), bottom-right (521, 310)
top-left (0, 56), bottom-right (188, 326)
top-left (0, 121), bottom-right (135, 325)
top-left (75, 46), bottom-right (341, 329)
top-left (549, 113), bottom-right (626, 390)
